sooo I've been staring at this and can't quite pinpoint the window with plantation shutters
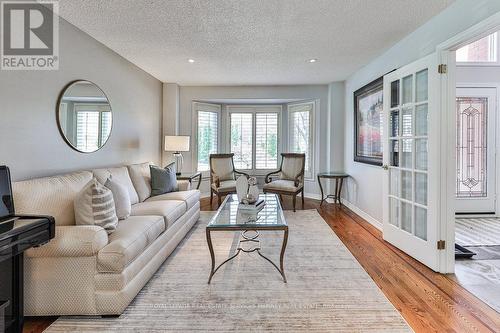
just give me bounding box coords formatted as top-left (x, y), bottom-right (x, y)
top-left (74, 103), bottom-right (111, 153)
top-left (230, 113), bottom-right (253, 169)
top-left (255, 113), bottom-right (278, 169)
top-left (227, 105), bottom-right (281, 172)
top-left (197, 111), bottom-right (219, 171)
top-left (193, 102), bottom-right (221, 175)
top-left (289, 102), bottom-right (314, 177)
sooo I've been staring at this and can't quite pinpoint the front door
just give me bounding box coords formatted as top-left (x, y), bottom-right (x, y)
top-left (455, 87), bottom-right (497, 214)
top-left (382, 53), bottom-right (440, 270)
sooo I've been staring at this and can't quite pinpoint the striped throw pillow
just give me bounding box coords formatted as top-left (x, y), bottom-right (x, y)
top-left (75, 178), bottom-right (118, 234)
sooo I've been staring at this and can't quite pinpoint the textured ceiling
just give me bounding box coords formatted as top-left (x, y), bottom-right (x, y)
top-left (58, 0), bottom-right (454, 85)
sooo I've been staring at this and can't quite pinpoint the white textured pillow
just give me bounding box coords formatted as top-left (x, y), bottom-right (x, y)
top-left (74, 179), bottom-right (118, 234)
top-left (127, 162), bottom-right (152, 202)
top-left (105, 176), bottom-right (131, 220)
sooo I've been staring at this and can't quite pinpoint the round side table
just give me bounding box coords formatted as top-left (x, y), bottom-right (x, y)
top-left (317, 173), bottom-right (349, 206)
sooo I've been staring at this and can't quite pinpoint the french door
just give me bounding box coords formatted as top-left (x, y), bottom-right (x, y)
top-left (382, 53), bottom-right (440, 270)
top-left (455, 87), bottom-right (497, 214)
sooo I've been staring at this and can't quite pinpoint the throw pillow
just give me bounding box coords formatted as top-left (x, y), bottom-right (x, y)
top-left (104, 176), bottom-right (131, 220)
top-left (150, 163), bottom-right (177, 196)
top-left (74, 178), bottom-right (118, 234)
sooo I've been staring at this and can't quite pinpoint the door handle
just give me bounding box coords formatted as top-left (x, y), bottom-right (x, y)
top-left (382, 165), bottom-right (389, 170)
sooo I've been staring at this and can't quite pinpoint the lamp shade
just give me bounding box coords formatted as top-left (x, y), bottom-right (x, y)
top-left (164, 135), bottom-right (190, 152)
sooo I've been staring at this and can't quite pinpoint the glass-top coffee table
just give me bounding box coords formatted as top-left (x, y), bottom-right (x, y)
top-left (206, 193), bottom-right (288, 284)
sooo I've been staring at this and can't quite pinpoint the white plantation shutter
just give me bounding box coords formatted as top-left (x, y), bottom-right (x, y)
top-left (289, 102), bottom-right (313, 176)
top-left (230, 113), bottom-right (253, 169)
top-left (101, 111), bottom-right (112, 142)
top-left (76, 111), bottom-right (100, 152)
top-left (197, 108), bottom-right (219, 171)
top-left (255, 113), bottom-right (278, 169)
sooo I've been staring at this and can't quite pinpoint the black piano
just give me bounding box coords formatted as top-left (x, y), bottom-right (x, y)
top-left (0, 166), bottom-right (55, 333)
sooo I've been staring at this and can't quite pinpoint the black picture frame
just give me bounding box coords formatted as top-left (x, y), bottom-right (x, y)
top-left (353, 77), bottom-right (384, 166)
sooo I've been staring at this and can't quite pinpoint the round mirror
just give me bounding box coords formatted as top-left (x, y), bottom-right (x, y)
top-left (57, 80), bottom-right (112, 153)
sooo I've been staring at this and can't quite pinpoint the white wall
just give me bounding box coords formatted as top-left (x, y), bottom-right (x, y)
top-left (0, 18), bottom-right (163, 181)
top-left (169, 84), bottom-right (344, 197)
top-left (343, 0), bottom-right (500, 223)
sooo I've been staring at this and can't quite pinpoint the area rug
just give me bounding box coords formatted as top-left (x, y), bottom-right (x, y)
top-left (456, 218), bottom-right (500, 246)
top-left (46, 210), bottom-right (410, 332)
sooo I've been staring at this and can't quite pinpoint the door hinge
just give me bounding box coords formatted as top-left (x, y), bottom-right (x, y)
top-left (438, 64), bottom-right (447, 74)
top-left (437, 240), bottom-right (446, 250)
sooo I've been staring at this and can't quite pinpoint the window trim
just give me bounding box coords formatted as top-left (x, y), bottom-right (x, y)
top-left (226, 105), bottom-right (282, 175)
top-left (287, 101), bottom-right (315, 180)
top-left (192, 102), bottom-right (222, 176)
top-left (456, 31), bottom-right (500, 66)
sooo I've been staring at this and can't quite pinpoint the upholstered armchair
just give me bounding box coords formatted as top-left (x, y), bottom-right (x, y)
top-left (263, 153), bottom-right (306, 212)
top-left (210, 153), bottom-right (249, 206)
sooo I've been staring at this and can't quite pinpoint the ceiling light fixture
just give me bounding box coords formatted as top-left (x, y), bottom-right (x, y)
top-left (188, 59), bottom-right (195, 63)
top-left (308, 59), bottom-right (317, 63)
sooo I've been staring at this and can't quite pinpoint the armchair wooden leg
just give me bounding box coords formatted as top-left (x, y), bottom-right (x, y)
top-left (217, 194), bottom-right (222, 207)
top-left (292, 195), bottom-right (296, 212)
top-left (210, 190), bottom-right (213, 206)
top-left (301, 190), bottom-right (304, 209)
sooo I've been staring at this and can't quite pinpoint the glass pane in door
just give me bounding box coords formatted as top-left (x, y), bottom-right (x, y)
top-left (415, 139), bottom-right (428, 171)
top-left (401, 139), bottom-right (413, 168)
top-left (415, 172), bottom-right (427, 205)
top-left (402, 107), bottom-right (413, 136)
top-left (390, 198), bottom-right (400, 226)
top-left (401, 201), bottom-right (412, 233)
top-left (390, 140), bottom-right (399, 167)
top-left (456, 97), bottom-right (488, 197)
top-left (391, 81), bottom-right (400, 107)
top-left (416, 69), bottom-right (428, 102)
top-left (402, 75), bottom-right (413, 104)
top-left (390, 168), bottom-right (400, 197)
top-left (415, 104), bottom-right (428, 136)
top-left (401, 170), bottom-right (412, 200)
top-left (390, 110), bottom-right (400, 137)
top-left (414, 206), bottom-right (427, 240)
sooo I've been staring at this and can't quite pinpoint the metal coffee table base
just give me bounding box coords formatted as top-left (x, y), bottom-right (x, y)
top-left (206, 228), bottom-right (288, 284)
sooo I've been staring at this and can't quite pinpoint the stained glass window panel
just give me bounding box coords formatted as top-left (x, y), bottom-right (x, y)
top-left (456, 97), bottom-right (488, 197)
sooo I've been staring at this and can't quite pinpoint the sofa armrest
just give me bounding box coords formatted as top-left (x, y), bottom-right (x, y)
top-left (26, 225), bottom-right (108, 258)
top-left (177, 179), bottom-right (191, 191)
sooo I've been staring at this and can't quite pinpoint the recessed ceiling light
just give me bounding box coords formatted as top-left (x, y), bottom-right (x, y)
top-left (188, 59), bottom-right (195, 63)
top-left (308, 59), bottom-right (317, 63)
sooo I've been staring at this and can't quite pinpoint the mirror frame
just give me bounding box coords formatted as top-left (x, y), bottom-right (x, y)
top-left (56, 80), bottom-right (113, 153)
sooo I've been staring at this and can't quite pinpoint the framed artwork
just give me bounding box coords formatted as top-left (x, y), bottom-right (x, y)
top-left (354, 77), bottom-right (383, 166)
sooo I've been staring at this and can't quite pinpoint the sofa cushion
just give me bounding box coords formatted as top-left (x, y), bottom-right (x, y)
top-left (131, 200), bottom-right (186, 228)
top-left (145, 190), bottom-right (200, 211)
top-left (13, 171), bottom-right (93, 226)
top-left (92, 167), bottom-right (139, 204)
top-left (75, 179), bottom-right (119, 234)
top-left (263, 179), bottom-right (302, 192)
top-left (127, 162), bottom-right (152, 202)
top-left (97, 215), bottom-right (165, 273)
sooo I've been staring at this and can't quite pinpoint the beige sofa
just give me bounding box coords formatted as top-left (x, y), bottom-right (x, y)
top-left (12, 162), bottom-right (200, 316)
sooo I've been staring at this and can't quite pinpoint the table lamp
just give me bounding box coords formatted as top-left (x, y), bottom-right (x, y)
top-left (164, 135), bottom-right (190, 175)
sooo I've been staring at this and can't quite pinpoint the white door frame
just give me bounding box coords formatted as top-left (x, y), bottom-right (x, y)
top-left (436, 11), bottom-right (500, 273)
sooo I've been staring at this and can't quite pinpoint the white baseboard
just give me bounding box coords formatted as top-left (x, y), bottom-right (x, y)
top-left (341, 199), bottom-right (382, 230)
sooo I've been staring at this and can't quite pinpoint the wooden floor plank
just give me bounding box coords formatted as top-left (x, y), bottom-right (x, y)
top-left (23, 196), bottom-right (500, 333)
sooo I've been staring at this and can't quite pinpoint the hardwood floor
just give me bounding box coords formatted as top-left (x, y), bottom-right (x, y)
top-left (24, 196), bottom-right (500, 332)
